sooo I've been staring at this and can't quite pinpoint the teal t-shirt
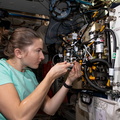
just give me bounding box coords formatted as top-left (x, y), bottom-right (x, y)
top-left (0, 58), bottom-right (39, 120)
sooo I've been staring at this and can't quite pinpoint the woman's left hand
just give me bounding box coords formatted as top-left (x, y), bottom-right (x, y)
top-left (66, 61), bottom-right (82, 85)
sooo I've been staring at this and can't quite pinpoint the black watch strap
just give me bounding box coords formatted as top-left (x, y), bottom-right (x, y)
top-left (63, 82), bottom-right (72, 89)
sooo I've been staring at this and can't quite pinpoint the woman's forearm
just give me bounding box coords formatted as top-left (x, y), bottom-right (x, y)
top-left (42, 82), bottom-right (70, 115)
top-left (18, 63), bottom-right (72, 119)
top-left (14, 74), bottom-right (54, 120)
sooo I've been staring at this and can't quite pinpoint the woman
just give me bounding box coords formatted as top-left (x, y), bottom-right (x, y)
top-left (0, 27), bottom-right (81, 120)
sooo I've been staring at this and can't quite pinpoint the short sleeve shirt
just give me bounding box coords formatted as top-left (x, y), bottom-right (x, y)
top-left (0, 58), bottom-right (39, 120)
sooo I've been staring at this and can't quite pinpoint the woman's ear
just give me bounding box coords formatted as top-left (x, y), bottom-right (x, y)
top-left (14, 48), bottom-right (23, 58)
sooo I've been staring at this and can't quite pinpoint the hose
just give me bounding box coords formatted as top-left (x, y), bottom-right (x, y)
top-left (105, 29), bottom-right (117, 68)
top-left (84, 28), bottom-right (117, 92)
top-left (84, 59), bottom-right (111, 92)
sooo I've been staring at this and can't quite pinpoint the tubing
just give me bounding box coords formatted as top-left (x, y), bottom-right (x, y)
top-left (105, 29), bottom-right (117, 68)
top-left (84, 59), bottom-right (111, 92)
top-left (9, 13), bottom-right (49, 21)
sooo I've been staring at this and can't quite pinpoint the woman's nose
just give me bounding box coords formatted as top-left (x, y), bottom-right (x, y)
top-left (40, 52), bottom-right (45, 60)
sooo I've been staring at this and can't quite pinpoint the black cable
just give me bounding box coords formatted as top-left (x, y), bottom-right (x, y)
top-left (84, 59), bottom-right (111, 92)
top-left (105, 29), bottom-right (117, 68)
top-left (105, 30), bottom-right (112, 64)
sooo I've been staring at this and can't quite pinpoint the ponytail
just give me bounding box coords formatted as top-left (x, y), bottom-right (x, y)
top-left (0, 34), bottom-right (9, 58)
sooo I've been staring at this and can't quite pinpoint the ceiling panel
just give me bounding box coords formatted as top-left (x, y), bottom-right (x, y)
top-left (0, 0), bottom-right (50, 16)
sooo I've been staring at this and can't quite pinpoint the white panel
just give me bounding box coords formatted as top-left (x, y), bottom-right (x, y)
top-left (77, 96), bottom-right (120, 120)
top-left (110, 5), bottom-right (120, 91)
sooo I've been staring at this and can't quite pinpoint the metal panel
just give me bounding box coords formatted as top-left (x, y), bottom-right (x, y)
top-left (0, 0), bottom-right (50, 16)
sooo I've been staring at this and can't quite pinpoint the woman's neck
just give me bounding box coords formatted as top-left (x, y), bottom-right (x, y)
top-left (6, 58), bottom-right (26, 72)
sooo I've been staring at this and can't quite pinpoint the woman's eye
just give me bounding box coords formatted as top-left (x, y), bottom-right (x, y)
top-left (35, 48), bottom-right (43, 53)
top-left (35, 49), bottom-right (40, 52)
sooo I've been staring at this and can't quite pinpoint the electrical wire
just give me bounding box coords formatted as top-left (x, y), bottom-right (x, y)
top-left (84, 59), bottom-right (111, 92)
top-left (105, 29), bottom-right (117, 68)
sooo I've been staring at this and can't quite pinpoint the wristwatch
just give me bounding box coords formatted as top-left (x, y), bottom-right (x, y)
top-left (63, 82), bottom-right (72, 89)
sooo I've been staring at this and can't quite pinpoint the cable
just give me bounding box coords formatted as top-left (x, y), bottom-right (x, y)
top-left (105, 29), bottom-right (117, 68)
top-left (84, 59), bottom-right (111, 92)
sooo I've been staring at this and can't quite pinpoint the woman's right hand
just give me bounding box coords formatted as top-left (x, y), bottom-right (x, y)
top-left (46, 61), bottom-right (72, 80)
